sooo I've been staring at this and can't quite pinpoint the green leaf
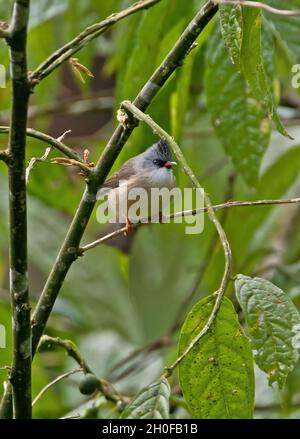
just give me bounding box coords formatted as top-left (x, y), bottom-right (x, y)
top-left (235, 275), bottom-right (300, 388)
top-left (241, 7), bottom-right (291, 139)
top-left (178, 295), bottom-right (254, 419)
top-left (120, 379), bottom-right (170, 419)
top-left (205, 25), bottom-right (271, 186)
top-left (219, 4), bottom-right (243, 67)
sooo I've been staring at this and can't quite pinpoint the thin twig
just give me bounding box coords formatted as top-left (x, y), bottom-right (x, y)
top-left (37, 335), bottom-right (124, 404)
top-left (5, 0), bottom-right (32, 419)
top-left (37, 335), bottom-right (91, 374)
top-left (109, 176), bottom-right (236, 381)
top-left (79, 197), bottom-right (300, 253)
top-left (120, 100), bottom-right (231, 376)
top-left (79, 226), bottom-right (128, 253)
top-left (26, 147), bottom-right (52, 184)
top-left (25, 130), bottom-right (73, 182)
top-left (32, 368), bottom-right (83, 407)
top-left (0, 126), bottom-right (83, 162)
top-left (29, 0), bottom-right (162, 84)
top-left (212, 0), bottom-right (300, 16)
top-left (169, 174), bottom-right (237, 331)
top-left (174, 197), bottom-right (300, 217)
top-left (0, 149), bottom-right (10, 165)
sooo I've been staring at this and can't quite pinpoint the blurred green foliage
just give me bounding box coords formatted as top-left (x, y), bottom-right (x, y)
top-left (0, 0), bottom-right (300, 419)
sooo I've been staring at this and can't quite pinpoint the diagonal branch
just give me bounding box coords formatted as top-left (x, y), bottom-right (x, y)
top-left (120, 100), bottom-right (232, 376)
top-left (0, 126), bottom-right (83, 162)
top-left (79, 196), bottom-right (300, 253)
top-left (30, 0), bottom-right (218, 358)
top-left (32, 368), bottom-right (83, 407)
top-left (37, 335), bottom-right (91, 374)
top-left (5, 0), bottom-right (32, 419)
top-left (29, 0), bottom-right (162, 85)
top-left (36, 335), bottom-right (124, 403)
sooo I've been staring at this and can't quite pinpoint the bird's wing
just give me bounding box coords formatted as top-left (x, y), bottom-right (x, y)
top-left (102, 158), bottom-right (137, 189)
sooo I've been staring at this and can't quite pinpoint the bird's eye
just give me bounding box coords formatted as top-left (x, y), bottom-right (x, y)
top-left (153, 159), bottom-right (164, 167)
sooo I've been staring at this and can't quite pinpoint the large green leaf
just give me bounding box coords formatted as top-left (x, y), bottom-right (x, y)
top-left (178, 295), bottom-right (254, 419)
top-left (241, 7), bottom-right (290, 139)
top-left (205, 25), bottom-right (271, 186)
top-left (235, 275), bottom-right (300, 388)
top-left (120, 379), bottom-right (170, 419)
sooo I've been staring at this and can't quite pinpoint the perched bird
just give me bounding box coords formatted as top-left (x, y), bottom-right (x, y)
top-left (97, 138), bottom-right (176, 249)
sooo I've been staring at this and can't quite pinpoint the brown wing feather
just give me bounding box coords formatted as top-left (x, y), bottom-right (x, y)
top-left (102, 159), bottom-right (137, 189)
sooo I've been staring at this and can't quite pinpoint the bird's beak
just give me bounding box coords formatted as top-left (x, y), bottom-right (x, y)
top-left (164, 161), bottom-right (177, 168)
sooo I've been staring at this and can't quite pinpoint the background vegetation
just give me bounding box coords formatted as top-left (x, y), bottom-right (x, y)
top-left (1, 0), bottom-right (300, 419)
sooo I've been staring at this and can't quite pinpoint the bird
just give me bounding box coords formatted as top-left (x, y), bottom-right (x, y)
top-left (98, 138), bottom-right (177, 238)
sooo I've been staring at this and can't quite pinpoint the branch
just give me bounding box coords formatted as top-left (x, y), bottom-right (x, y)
top-left (28, 133), bottom-right (72, 184)
top-left (32, 368), bottom-right (83, 407)
top-left (173, 197), bottom-right (300, 217)
top-left (0, 126), bottom-right (83, 162)
top-left (37, 335), bottom-right (91, 374)
top-left (30, 1), bottom-right (218, 359)
top-left (79, 225), bottom-right (129, 253)
top-left (37, 335), bottom-right (124, 404)
top-left (29, 0), bottom-right (162, 84)
top-left (120, 100), bottom-right (232, 376)
top-left (212, 0), bottom-right (300, 16)
top-left (0, 149), bottom-right (11, 165)
top-left (109, 176), bottom-right (236, 382)
top-left (79, 196), bottom-right (300, 253)
top-left (6, 0), bottom-right (32, 419)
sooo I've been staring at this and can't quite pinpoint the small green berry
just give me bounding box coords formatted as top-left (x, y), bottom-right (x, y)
top-left (79, 373), bottom-right (100, 395)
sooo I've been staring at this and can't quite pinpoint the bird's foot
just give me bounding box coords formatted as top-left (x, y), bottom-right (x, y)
top-left (124, 218), bottom-right (134, 235)
top-left (158, 212), bottom-right (168, 224)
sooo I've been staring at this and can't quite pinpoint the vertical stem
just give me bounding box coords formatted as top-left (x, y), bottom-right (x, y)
top-left (120, 101), bottom-right (232, 375)
top-left (6, 0), bottom-right (31, 419)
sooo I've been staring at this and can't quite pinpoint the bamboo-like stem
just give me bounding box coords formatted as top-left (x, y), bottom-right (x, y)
top-left (6, 0), bottom-right (32, 419)
top-left (29, 0), bottom-right (162, 84)
top-left (120, 100), bottom-right (232, 376)
top-left (0, 126), bottom-right (83, 162)
top-left (30, 1), bottom-right (218, 357)
top-left (212, 0), bottom-right (300, 16)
